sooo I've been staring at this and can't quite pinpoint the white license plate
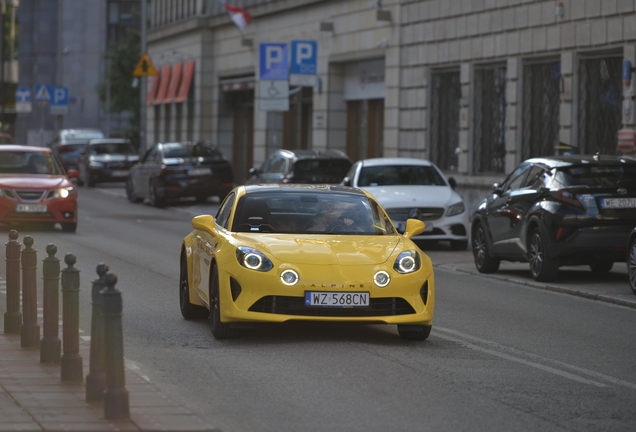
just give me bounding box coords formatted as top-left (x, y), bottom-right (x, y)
top-left (188, 168), bottom-right (212, 176)
top-left (601, 198), bottom-right (636, 209)
top-left (110, 170), bottom-right (129, 177)
top-left (15, 204), bottom-right (47, 213)
top-left (305, 291), bottom-right (370, 307)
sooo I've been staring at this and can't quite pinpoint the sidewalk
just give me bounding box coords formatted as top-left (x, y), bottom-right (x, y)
top-left (0, 333), bottom-right (216, 432)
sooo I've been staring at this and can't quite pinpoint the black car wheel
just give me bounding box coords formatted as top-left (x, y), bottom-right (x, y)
top-left (126, 178), bottom-right (142, 203)
top-left (472, 223), bottom-right (500, 273)
top-left (590, 261), bottom-right (613, 273)
top-left (148, 180), bottom-right (166, 208)
top-left (628, 237), bottom-right (636, 296)
top-left (179, 252), bottom-right (207, 319)
top-left (397, 325), bottom-right (432, 341)
top-left (209, 263), bottom-right (241, 339)
top-left (528, 228), bottom-right (559, 282)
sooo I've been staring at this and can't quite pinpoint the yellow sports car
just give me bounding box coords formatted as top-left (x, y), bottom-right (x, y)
top-left (179, 184), bottom-right (435, 340)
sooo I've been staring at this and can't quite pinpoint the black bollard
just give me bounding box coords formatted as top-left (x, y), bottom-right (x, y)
top-left (102, 272), bottom-right (129, 419)
top-left (4, 230), bottom-right (22, 334)
top-left (86, 263), bottom-right (108, 402)
top-left (61, 253), bottom-right (83, 382)
top-left (41, 244), bottom-right (61, 363)
top-left (20, 236), bottom-right (40, 348)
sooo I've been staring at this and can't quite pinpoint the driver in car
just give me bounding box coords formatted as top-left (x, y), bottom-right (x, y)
top-left (306, 201), bottom-right (363, 233)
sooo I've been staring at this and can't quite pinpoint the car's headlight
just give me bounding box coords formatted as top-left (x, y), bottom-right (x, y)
top-left (236, 246), bottom-right (274, 272)
top-left (446, 201), bottom-right (465, 216)
top-left (53, 186), bottom-right (76, 199)
top-left (1, 188), bottom-right (16, 200)
top-left (90, 161), bottom-right (104, 167)
top-left (393, 250), bottom-right (421, 274)
top-left (373, 270), bottom-right (391, 287)
top-left (280, 269), bottom-right (299, 286)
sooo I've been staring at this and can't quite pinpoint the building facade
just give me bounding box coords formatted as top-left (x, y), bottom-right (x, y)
top-left (146, 0), bottom-right (636, 211)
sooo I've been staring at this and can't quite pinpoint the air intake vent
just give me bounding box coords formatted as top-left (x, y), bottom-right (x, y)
top-left (15, 190), bottom-right (46, 201)
top-left (249, 296), bottom-right (415, 316)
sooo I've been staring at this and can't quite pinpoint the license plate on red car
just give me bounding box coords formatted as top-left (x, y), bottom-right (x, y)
top-left (305, 291), bottom-right (370, 307)
top-left (15, 204), bottom-right (47, 213)
top-left (600, 198), bottom-right (636, 209)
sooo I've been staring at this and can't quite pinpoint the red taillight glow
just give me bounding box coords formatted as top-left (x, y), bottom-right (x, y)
top-left (556, 227), bottom-right (564, 240)
top-left (57, 146), bottom-right (76, 153)
top-left (552, 187), bottom-right (588, 209)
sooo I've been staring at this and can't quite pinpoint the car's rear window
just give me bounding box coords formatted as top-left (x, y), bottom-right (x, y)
top-left (556, 164), bottom-right (636, 187)
top-left (358, 165), bottom-right (446, 187)
top-left (293, 159), bottom-right (351, 179)
top-left (163, 142), bottom-right (225, 160)
top-left (62, 130), bottom-right (104, 141)
top-left (231, 192), bottom-right (395, 235)
top-left (0, 151), bottom-right (65, 175)
top-left (90, 143), bottom-right (136, 155)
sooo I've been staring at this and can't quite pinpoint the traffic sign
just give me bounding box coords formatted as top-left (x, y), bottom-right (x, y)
top-left (259, 43), bottom-right (288, 81)
top-left (15, 86), bottom-right (32, 113)
top-left (50, 86), bottom-right (69, 115)
top-left (34, 84), bottom-right (54, 102)
top-left (133, 53), bottom-right (157, 77)
top-left (290, 41), bottom-right (317, 87)
top-left (259, 80), bottom-right (289, 111)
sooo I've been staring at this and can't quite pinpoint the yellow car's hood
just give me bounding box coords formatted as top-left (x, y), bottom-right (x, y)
top-left (235, 234), bottom-right (402, 265)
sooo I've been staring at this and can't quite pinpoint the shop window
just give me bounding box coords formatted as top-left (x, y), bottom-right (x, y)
top-left (430, 70), bottom-right (460, 171)
top-left (473, 65), bottom-right (507, 174)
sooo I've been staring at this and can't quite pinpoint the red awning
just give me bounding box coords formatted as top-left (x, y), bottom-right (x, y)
top-left (154, 65), bottom-right (172, 104)
top-left (145, 71), bottom-right (161, 106)
top-left (175, 60), bottom-right (195, 103)
top-left (164, 63), bottom-right (183, 104)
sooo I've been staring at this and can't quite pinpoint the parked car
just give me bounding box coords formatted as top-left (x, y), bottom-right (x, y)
top-left (471, 154), bottom-right (636, 282)
top-left (628, 227), bottom-right (636, 295)
top-left (126, 141), bottom-right (234, 207)
top-left (0, 145), bottom-right (79, 232)
top-left (245, 149), bottom-right (352, 185)
top-left (341, 157), bottom-right (469, 250)
top-left (77, 138), bottom-right (139, 187)
top-left (179, 183), bottom-right (434, 340)
top-left (48, 129), bottom-right (105, 171)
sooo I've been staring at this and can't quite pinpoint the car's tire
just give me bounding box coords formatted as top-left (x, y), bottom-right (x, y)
top-left (126, 178), bottom-right (142, 203)
top-left (179, 252), bottom-right (208, 319)
top-left (61, 222), bottom-right (77, 233)
top-left (528, 227), bottom-right (559, 282)
top-left (209, 263), bottom-right (241, 339)
top-left (472, 223), bottom-right (500, 273)
top-left (590, 261), bottom-right (613, 273)
top-left (628, 237), bottom-right (636, 296)
top-left (450, 240), bottom-right (468, 251)
top-left (148, 180), bottom-right (166, 208)
top-left (397, 325), bottom-right (432, 341)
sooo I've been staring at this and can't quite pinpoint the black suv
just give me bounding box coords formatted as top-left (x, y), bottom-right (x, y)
top-left (77, 138), bottom-right (139, 187)
top-left (472, 155), bottom-right (636, 282)
top-left (246, 149), bottom-right (352, 185)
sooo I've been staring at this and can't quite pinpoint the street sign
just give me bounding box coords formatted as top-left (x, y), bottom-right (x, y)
top-left (290, 40), bottom-right (317, 87)
top-left (259, 80), bottom-right (289, 111)
top-left (259, 43), bottom-right (288, 81)
top-left (15, 86), bottom-right (32, 113)
top-left (133, 53), bottom-right (158, 77)
top-left (50, 86), bottom-right (69, 115)
top-left (34, 84), bottom-right (54, 102)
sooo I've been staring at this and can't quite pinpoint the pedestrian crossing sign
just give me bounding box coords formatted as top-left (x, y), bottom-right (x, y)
top-left (133, 53), bottom-right (157, 77)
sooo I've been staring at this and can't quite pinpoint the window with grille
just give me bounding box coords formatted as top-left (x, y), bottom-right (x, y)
top-left (430, 71), bottom-right (460, 171)
top-left (473, 65), bottom-right (507, 174)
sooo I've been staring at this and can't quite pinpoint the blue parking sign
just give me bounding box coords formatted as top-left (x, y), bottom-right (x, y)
top-left (291, 41), bottom-right (317, 75)
top-left (259, 43), bottom-right (288, 81)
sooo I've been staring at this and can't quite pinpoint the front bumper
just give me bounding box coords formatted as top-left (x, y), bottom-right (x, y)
top-left (0, 196), bottom-right (77, 224)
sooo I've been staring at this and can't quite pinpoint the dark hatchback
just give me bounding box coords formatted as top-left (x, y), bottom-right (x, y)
top-left (245, 149), bottom-right (352, 185)
top-left (126, 141), bottom-right (234, 207)
top-left (472, 155), bottom-right (636, 282)
top-left (77, 139), bottom-right (139, 187)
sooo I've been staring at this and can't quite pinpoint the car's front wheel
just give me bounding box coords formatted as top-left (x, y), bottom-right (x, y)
top-left (397, 324), bottom-right (431, 341)
top-left (179, 252), bottom-right (207, 319)
top-left (209, 263), bottom-right (241, 339)
top-left (628, 237), bottom-right (636, 296)
top-left (528, 228), bottom-right (559, 282)
top-left (472, 223), bottom-right (500, 273)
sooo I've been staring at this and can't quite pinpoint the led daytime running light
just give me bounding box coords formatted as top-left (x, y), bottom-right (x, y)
top-left (280, 269), bottom-right (299, 286)
top-left (374, 271), bottom-right (391, 287)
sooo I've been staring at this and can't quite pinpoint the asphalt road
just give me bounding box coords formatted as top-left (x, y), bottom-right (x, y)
top-left (1, 183), bottom-right (636, 432)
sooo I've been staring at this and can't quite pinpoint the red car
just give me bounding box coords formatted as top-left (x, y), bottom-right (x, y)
top-left (0, 145), bottom-right (79, 232)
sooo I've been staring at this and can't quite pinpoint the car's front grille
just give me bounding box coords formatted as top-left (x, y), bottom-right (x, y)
top-left (105, 161), bottom-right (132, 169)
top-left (386, 207), bottom-right (444, 221)
top-left (248, 295), bottom-right (415, 317)
top-left (14, 190), bottom-right (46, 202)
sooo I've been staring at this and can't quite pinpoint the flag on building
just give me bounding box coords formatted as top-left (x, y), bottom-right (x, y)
top-left (219, 0), bottom-right (252, 31)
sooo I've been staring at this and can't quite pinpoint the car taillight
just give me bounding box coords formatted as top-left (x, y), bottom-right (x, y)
top-left (550, 186), bottom-right (589, 210)
top-left (58, 146), bottom-right (76, 153)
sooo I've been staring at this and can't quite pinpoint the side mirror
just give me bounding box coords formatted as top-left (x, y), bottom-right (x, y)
top-left (249, 167), bottom-right (259, 176)
top-left (492, 182), bottom-right (503, 195)
top-left (192, 215), bottom-right (218, 237)
top-left (448, 176), bottom-right (457, 190)
top-left (403, 218), bottom-right (426, 239)
top-left (342, 177), bottom-right (351, 187)
top-left (66, 169), bottom-right (79, 179)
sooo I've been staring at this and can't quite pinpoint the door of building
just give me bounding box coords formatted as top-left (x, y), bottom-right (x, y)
top-left (233, 103), bottom-right (254, 184)
top-left (346, 98), bottom-right (384, 161)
